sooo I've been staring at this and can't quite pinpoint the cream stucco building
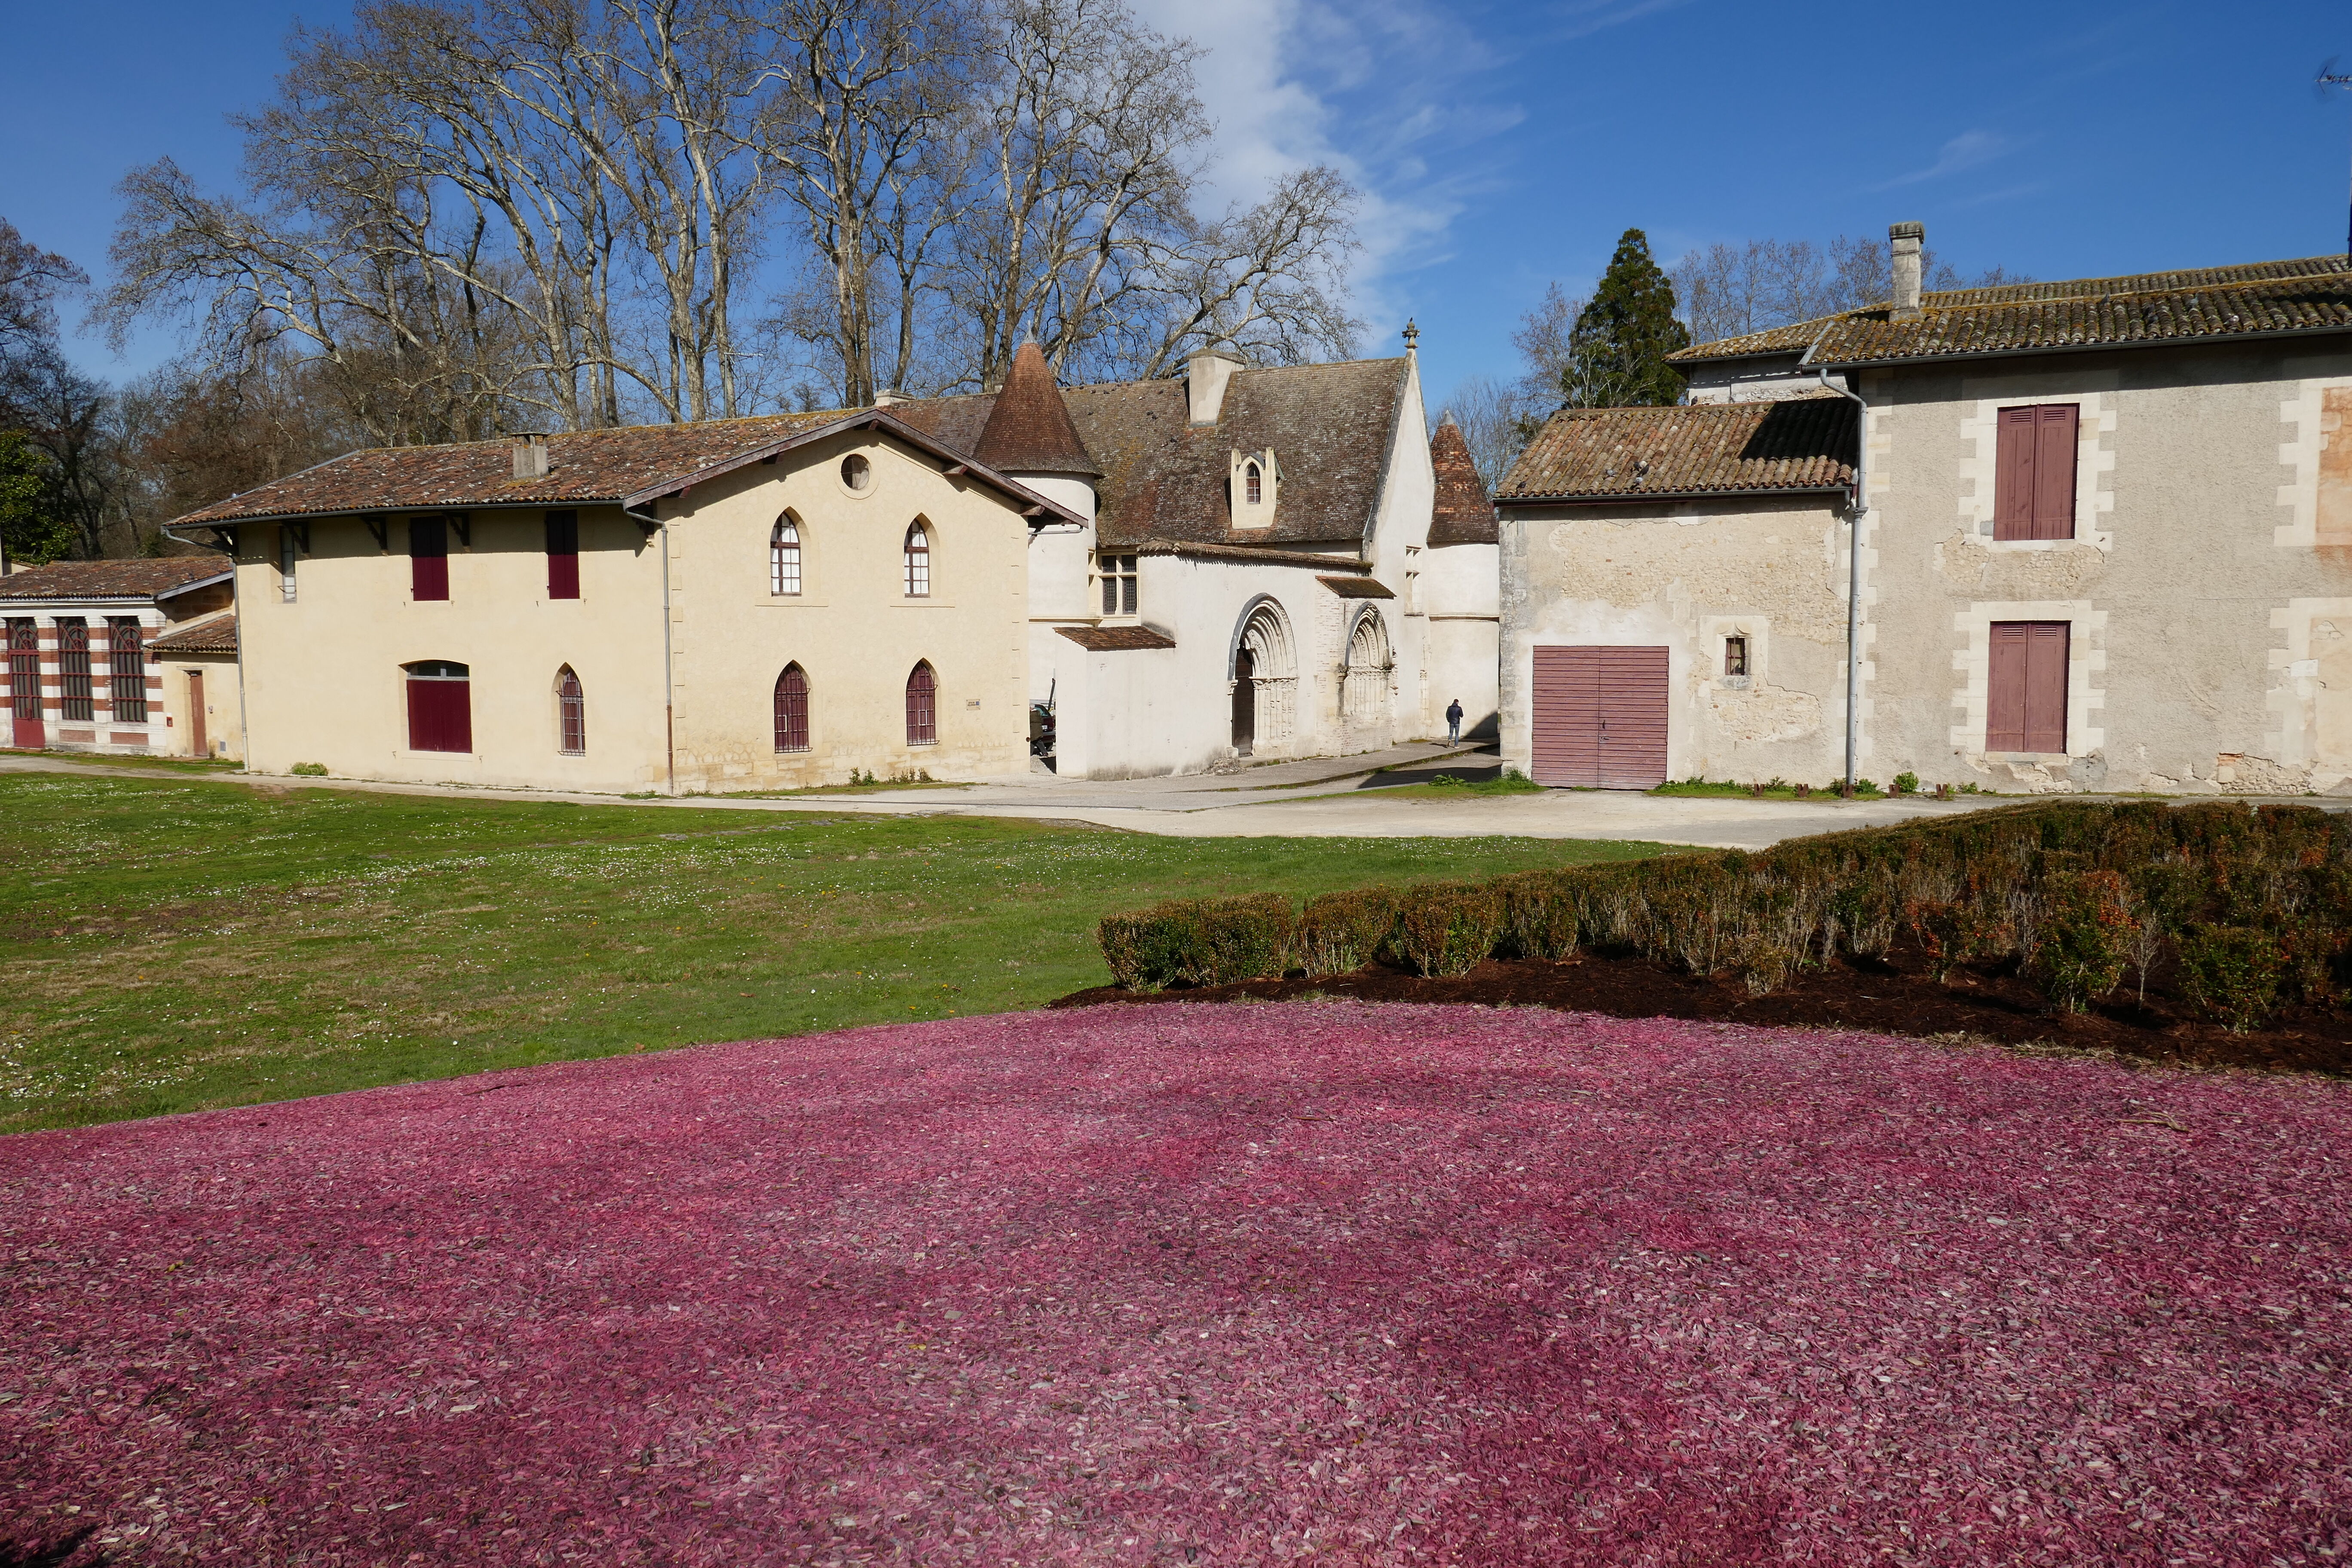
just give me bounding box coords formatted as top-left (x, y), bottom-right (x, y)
top-left (1497, 233), bottom-right (2352, 794)
top-left (163, 331), bottom-right (1498, 791)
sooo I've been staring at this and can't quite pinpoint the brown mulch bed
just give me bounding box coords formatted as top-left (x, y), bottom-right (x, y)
top-left (1054, 946), bottom-right (2352, 1076)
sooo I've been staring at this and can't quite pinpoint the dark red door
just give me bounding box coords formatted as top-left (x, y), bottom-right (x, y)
top-left (404, 662), bottom-right (472, 752)
top-left (1987, 622), bottom-right (2068, 753)
top-left (1530, 645), bottom-right (1669, 788)
top-left (7, 620), bottom-right (41, 750)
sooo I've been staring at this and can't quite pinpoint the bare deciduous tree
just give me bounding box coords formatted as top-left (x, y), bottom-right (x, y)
top-left (1673, 235), bottom-right (2032, 345)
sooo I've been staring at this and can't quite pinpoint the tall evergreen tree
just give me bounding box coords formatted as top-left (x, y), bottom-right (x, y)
top-left (1562, 229), bottom-right (1690, 408)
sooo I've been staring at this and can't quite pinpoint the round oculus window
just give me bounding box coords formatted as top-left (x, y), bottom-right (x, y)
top-left (839, 454), bottom-right (872, 492)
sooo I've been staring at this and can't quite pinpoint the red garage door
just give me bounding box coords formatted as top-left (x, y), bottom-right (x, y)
top-left (1531, 645), bottom-right (1669, 789)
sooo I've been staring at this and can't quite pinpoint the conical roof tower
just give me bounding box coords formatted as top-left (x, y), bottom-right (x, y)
top-left (974, 339), bottom-right (1100, 478)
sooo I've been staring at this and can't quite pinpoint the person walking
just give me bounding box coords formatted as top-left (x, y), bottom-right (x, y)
top-left (1445, 697), bottom-right (1464, 745)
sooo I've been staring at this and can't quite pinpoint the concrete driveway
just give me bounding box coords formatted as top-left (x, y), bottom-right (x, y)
top-left (2, 744), bottom-right (2028, 848)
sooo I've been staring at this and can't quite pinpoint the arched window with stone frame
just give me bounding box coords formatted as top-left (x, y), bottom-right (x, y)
top-left (770, 514), bottom-right (802, 596)
top-left (903, 521), bottom-right (931, 597)
top-left (555, 665), bottom-right (586, 755)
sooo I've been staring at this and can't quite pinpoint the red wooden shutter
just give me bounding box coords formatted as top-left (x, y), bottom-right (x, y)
top-left (905, 662), bottom-right (936, 744)
top-left (2031, 405), bottom-right (2078, 539)
top-left (6, 619), bottom-right (41, 748)
top-left (1994, 405), bottom-right (2079, 541)
top-left (545, 511), bottom-right (579, 600)
top-left (2023, 622), bottom-right (2069, 751)
top-left (410, 518), bottom-right (450, 600)
top-left (1987, 622), bottom-right (2068, 753)
top-left (405, 668), bottom-right (472, 752)
top-left (1986, 624), bottom-right (2029, 750)
top-left (1993, 408), bottom-right (2037, 541)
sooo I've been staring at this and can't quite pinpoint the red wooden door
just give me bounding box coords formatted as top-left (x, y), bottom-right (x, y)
top-left (7, 620), bottom-right (40, 750)
top-left (1530, 646), bottom-right (1669, 788)
top-left (187, 670), bottom-right (208, 757)
top-left (1987, 622), bottom-right (2068, 753)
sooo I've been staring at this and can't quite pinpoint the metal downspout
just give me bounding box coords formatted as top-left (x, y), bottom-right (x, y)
top-left (622, 500), bottom-right (677, 796)
top-left (1816, 372), bottom-right (1867, 792)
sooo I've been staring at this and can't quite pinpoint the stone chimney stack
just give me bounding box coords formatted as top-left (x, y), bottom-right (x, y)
top-left (1185, 345), bottom-right (1246, 426)
top-left (1889, 222), bottom-right (1924, 320)
top-left (511, 432), bottom-right (550, 479)
top-left (874, 388), bottom-right (908, 407)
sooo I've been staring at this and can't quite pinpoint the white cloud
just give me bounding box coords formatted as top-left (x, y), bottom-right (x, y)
top-left (1543, 0), bottom-right (1702, 43)
top-left (1126, 0), bottom-right (1518, 349)
top-left (1874, 129), bottom-right (2019, 190)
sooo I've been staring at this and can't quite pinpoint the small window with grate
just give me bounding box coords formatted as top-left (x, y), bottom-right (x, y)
top-left (775, 663), bottom-right (809, 752)
top-left (108, 619), bottom-right (146, 722)
top-left (1724, 635), bottom-right (1749, 679)
top-left (1098, 553), bottom-right (1138, 616)
top-left (58, 620), bottom-right (92, 722)
top-left (279, 526), bottom-right (299, 603)
top-left (905, 661), bottom-right (937, 744)
top-left (555, 665), bottom-right (585, 754)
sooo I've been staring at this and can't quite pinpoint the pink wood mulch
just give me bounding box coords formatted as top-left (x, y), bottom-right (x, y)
top-left (3, 1002), bottom-right (2349, 1566)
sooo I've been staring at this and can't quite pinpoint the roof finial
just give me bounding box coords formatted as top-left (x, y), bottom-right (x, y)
top-left (1403, 318), bottom-right (1420, 353)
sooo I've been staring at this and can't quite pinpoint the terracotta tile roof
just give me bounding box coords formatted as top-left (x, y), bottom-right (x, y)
top-left (169, 412), bottom-right (849, 527)
top-left (897, 357), bottom-right (1409, 551)
top-left (1671, 254), bottom-right (2352, 368)
top-left (1054, 624), bottom-right (1176, 651)
top-left (973, 340), bottom-right (1099, 476)
top-left (145, 610), bottom-right (237, 655)
top-left (1496, 394), bottom-right (1856, 504)
top-left (0, 558), bottom-right (231, 600)
top-left (1318, 575), bottom-right (1394, 599)
top-left (1427, 413), bottom-right (1496, 546)
top-left (160, 411), bottom-right (1093, 536)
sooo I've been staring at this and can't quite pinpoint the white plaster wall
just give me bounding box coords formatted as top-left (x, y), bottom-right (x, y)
top-left (1420, 540), bottom-right (1499, 737)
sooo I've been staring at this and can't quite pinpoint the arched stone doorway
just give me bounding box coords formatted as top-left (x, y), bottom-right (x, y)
top-left (1342, 609), bottom-right (1393, 739)
top-left (1231, 600), bottom-right (1296, 756)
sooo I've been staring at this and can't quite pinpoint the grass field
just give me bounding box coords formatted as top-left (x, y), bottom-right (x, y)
top-left (0, 771), bottom-right (1666, 1133)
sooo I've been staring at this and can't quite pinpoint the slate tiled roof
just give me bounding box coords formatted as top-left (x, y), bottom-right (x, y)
top-left (1671, 255), bottom-right (2352, 368)
top-left (0, 558), bottom-right (231, 600)
top-left (144, 610), bottom-right (238, 655)
top-left (1427, 413), bottom-right (1497, 546)
top-left (973, 340), bottom-right (1100, 477)
top-left (1497, 394), bottom-right (1856, 504)
top-left (1055, 625), bottom-right (1176, 651)
top-left (897, 358), bottom-right (1409, 550)
top-left (170, 412), bottom-right (849, 527)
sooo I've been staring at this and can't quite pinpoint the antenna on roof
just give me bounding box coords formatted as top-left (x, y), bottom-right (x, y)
top-left (2321, 59), bottom-right (2352, 256)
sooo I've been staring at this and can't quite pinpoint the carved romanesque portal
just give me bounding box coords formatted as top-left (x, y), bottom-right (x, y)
top-left (1341, 609), bottom-right (1393, 738)
top-left (1232, 601), bottom-right (1296, 756)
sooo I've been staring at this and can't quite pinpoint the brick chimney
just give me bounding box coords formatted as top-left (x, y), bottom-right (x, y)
top-left (511, 432), bottom-right (550, 479)
top-left (1890, 222), bottom-right (1924, 320)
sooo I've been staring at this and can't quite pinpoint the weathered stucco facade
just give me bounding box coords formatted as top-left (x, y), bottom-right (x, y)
top-left (1498, 493), bottom-right (1850, 784)
top-left (178, 413), bottom-right (1059, 793)
top-left (1498, 239), bottom-right (2352, 794)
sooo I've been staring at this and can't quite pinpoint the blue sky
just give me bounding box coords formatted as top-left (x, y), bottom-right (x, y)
top-left (5, 0), bottom-right (2349, 411)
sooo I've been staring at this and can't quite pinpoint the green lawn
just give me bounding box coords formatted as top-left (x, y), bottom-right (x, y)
top-left (0, 772), bottom-right (1668, 1133)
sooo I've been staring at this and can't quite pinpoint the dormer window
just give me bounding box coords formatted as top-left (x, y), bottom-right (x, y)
top-left (1228, 448), bottom-right (1278, 529)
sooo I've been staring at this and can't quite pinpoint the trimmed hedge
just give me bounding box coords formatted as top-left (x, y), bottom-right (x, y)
top-left (1093, 800), bottom-right (2352, 1017)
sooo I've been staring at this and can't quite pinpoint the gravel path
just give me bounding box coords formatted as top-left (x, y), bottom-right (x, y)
top-left (3, 1004), bottom-right (2348, 1565)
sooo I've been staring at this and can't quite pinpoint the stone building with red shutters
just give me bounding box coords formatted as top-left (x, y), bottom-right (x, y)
top-left (1496, 224), bottom-right (2352, 795)
top-left (0, 559), bottom-right (237, 758)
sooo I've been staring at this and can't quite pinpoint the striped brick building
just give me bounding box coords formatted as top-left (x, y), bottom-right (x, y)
top-left (0, 559), bottom-right (237, 758)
